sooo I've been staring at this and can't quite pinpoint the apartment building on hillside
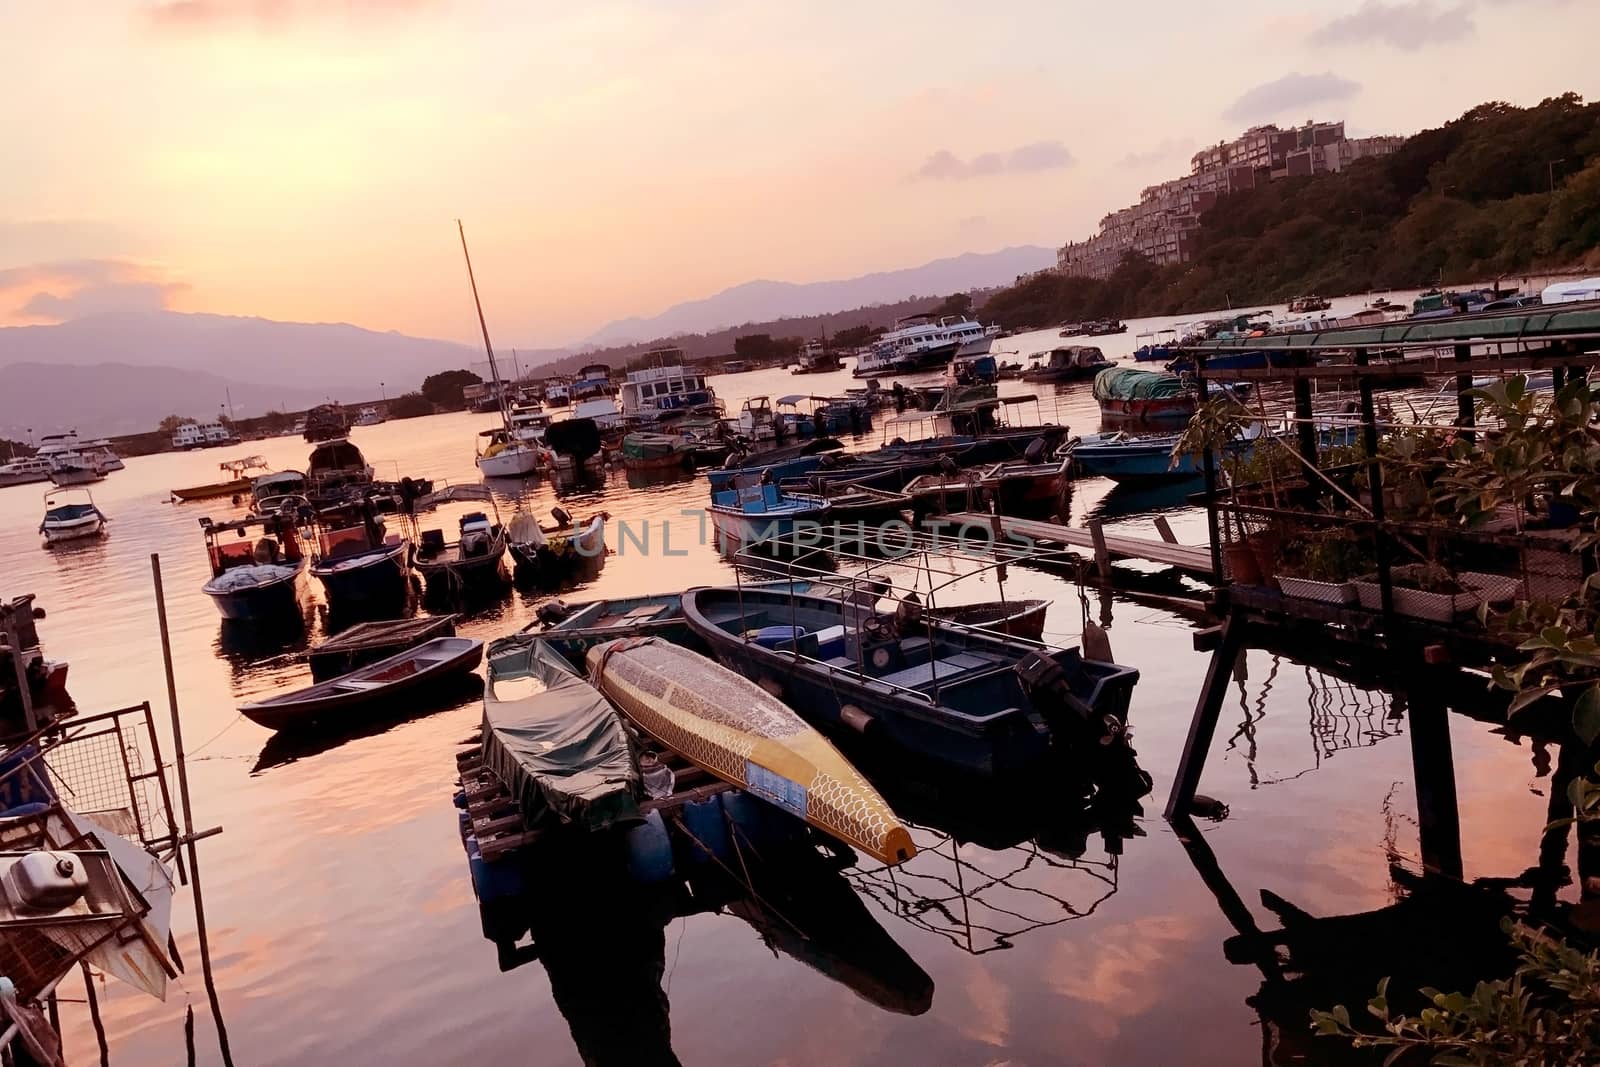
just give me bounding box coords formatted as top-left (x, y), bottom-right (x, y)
top-left (1057, 119), bottom-right (1400, 279)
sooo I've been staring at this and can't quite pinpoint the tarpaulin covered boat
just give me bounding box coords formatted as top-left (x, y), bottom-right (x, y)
top-left (482, 634), bottom-right (640, 832)
top-left (1092, 367), bottom-right (1197, 423)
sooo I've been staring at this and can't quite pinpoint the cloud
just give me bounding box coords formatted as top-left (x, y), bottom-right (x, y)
top-left (1309, 1), bottom-right (1475, 50)
top-left (0, 220), bottom-right (146, 271)
top-left (1223, 72), bottom-right (1361, 121)
top-left (0, 260), bottom-right (189, 325)
top-left (1119, 138), bottom-right (1194, 169)
top-left (144, 0), bottom-right (438, 30)
top-left (915, 140), bottom-right (1075, 181)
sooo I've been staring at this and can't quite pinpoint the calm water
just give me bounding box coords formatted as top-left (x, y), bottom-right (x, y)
top-left (3, 312), bottom-right (1575, 1065)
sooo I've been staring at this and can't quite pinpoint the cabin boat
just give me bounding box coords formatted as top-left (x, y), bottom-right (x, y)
top-left (476, 427), bottom-right (544, 478)
top-left (306, 438), bottom-right (376, 500)
top-left (79, 439), bottom-right (124, 473)
top-left (619, 353), bottom-right (718, 423)
top-left (1083, 318), bottom-right (1127, 336)
top-left (0, 455), bottom-right (52, 489)
top-left (510, 404), bottom-right (557, 452)
top-left (307, 501), bottom-right (411, 612)
top-left (736, 397), bottom-right (780, 442)
top-left (1021, 346), bottom-right (1110, 382)
top-left (302, 404), bottom-right (351, 443)
top-left (852, 345), bottom-right (901, 379)
top-left (875, 314), bottom-right (988, 372)
top-left (947, 353), bottom-right (998, 387)
top-left (722, 359), bottom-right (751, 374)
top-left (239, 637), bottom-right (483, 732)
top-left (1132, 329), bottom-right (1178, 363)
top-left (794, 340), bottom-right (841, 374)
top-left (198, 512), bottom-right (307, 620)
top-left (354, 406), bottom-right (385, 426)
top-left (708, 481), bottom-right (830, 546)
top-left (571, 365), bottom-right (616, 401)
top-left (415, 511), bottom-right (509, 595)
top-left (36, 432), bottom-right (105, 486)
top-left (170, 455), bottom-right (270, 502)
top-left (39, 488), bottom-right (107, 544)
top-left (171, 421), bottom-right (236, 450)
top-left (681, 586), bottom-right (1141, 780)
top-left (251, 470), bottom-right (308, 513)
top-left (1287, 294), bottom-right (1332, 313)
top-left (543, 377), bottom-right (573, 407)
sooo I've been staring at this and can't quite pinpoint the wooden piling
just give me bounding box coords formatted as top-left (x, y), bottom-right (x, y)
top-left (1087, 519), bottom-right (1111, 582)
top-left (1153, 516), bottom-right (1177, 544)
top-left (1165, 612), bottom-right (1248, 819)
top-left (150, 555), bottom-right (234, 1067)
top-left (1405, 685), bottom-right (1463, 879)
top-left (1453, 343), bottom-right (1475, 442)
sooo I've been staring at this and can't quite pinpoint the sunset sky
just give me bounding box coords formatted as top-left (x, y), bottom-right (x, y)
top-left (4, 0), bottom-right (1598, 345)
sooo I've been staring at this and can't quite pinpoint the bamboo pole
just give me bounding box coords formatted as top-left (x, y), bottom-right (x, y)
top-left (150, 554), bottom-right (235, 1067)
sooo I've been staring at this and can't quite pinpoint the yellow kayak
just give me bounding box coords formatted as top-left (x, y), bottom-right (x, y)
top-left (587, 637), bottom-right (915, 866)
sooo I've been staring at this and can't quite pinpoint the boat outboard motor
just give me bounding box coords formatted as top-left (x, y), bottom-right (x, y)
top-left (1014, 650), bottom-right (1115, 744)
top-left (550, 506), bottom-right (572, 529)
top-left (1024, 436), bottom-right (1049, 463)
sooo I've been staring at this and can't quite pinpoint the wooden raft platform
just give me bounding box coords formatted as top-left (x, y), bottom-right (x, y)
top-left (455, 732), bottom-right (731, 862)
top-left (948, 513), bottom-right (1215, 576)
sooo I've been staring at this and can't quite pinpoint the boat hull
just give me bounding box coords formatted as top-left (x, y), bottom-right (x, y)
top-left (203, 564), bottom-right (306, 621)
top-left (311, 541), bottom-right (411, 609)
top-left (586, 637), bottom-right (916, 866)
top-left (240, 637), bottom-right (483, 731)
top-left (41, 517), bottom-right (105, 543)
top-left (170, 477), bottom-right (251, 502)
top-left (48, 467), bottom-right (104, 487)
top-left (1097, 396), bottom-right (1197, 424)
top-left (476, 447), bottom-right (544, 478)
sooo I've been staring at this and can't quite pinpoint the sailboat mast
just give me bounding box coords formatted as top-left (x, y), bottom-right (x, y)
top-left (457, 220), bottom-right (509, 424)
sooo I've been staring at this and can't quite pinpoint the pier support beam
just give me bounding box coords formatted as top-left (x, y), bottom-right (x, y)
top-left (1405, 683), bottom-right (1463, 879)
top-left (1453, 344), bottom-right (1474, 442)
top-left (1292, 376), bottom-right (1317, 470)
top-left (1166, 612), bottom-right (1248, 819)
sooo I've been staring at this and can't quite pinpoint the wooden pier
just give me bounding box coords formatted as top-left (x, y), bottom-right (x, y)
top-left (946, 512), bottom-right (1215, 576)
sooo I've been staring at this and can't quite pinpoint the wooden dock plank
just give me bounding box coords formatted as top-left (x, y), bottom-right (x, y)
top-left (949, 513), bottom-right (1215, 575)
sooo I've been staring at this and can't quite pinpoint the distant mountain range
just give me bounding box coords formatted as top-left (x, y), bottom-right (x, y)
top-left (580, 246), bottom-right (1055, 346)
top-left (0, 361), bottom-right (358, 438)
top-left (0, 244), bottom-right (1057, 434)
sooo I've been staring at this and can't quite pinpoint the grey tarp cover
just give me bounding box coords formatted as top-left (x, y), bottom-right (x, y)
top-left (481, 634), bottom-right (641, 832)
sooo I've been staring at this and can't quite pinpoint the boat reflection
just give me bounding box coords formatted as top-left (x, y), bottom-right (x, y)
top-left (214, 609), bottom-right (313, 663)
top-left (251, 671), bottom-right (482, 773)
top-left (1084, 476), bottom-right (1202, 522)
top-left (472, 807), bottom-right (934, 1064)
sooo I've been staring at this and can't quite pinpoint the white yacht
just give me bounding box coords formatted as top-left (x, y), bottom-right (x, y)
top-left (81, 439), bottom-right (125, 472)
top-left (173, 421), bottom-right (236, 450)
top-left (36, 432), bottom-right (105, 486)
top-left (570, 364), bottom-right (616, 401)
top-left (876, 314), bottom-right (988, 371)
top-left (543, 377), bottom-right (572, 408)
top-left (617, 349), bottom-right (717, 422)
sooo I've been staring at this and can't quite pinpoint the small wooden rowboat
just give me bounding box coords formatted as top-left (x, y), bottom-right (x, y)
top-left (587, 637), bottom-right (916, 866)
top-left (240, 636), bottom-right (483, 731)
top-left (930, 598), bottom-right (1049, 641)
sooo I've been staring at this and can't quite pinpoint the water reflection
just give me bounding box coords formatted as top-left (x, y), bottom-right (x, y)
top-left (251, 672), bottom-right (483, 773)
top-left (1084, 477), bottom-right (1202, 522)
top-left (475, 809), bottom-right (934, 1065)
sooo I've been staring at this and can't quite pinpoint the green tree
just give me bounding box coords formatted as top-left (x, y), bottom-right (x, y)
top-left (388, 392), bottom-right (435, 419)
top-left (931, 292), bottom-right (974, 318)
top-left (733, 333), bottom-right (777, 361)
top-left (830, 324), bottom-right (877, 349)
top-left (420, 369), bottom-right (483, 410)
top-left (158, 414), bottom-right (197, 436)
top-left (1538, 157), bottom-right (1600, 259)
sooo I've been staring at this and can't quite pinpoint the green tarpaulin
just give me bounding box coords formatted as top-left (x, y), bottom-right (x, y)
top-left (1092, 367), bottom-right (1187, 402)
top-left (481, 635), bottom-right (641, 832)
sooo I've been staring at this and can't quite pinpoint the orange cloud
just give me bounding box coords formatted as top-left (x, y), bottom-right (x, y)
top-left (145, 0), bottom-right (440, 30)
top-left (0, 260), bottom-right (190, 325)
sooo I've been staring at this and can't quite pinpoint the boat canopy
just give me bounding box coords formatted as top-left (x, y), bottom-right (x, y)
top-left (308, 439), bottom-right (367, 471)
top-left (1092, 367), bottom-right (1187, 402)
top-left (481, 635), bottom-right (640, 831)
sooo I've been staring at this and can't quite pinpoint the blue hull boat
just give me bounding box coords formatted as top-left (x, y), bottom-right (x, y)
top-left (311, 540), bottom-right (411, 609)
top-left (708, 484), bottom-right (830, 545)
top-left (681, 586), bottom-right (1140, 780)
top-left (706, 439), bottom-right (845, 493)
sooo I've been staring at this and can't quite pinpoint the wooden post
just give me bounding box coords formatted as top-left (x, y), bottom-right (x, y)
top-left (1453, 343), bottom-right (1474, 442)
top-left (1, 609), bottom-right (37, 735)
top-left (1292, 375), bottom-right (1317, 470)
top-left (1405, 684), bottom-right (1463, 879)
top-left (1166, 611), bottom-right (1248, 819)
top-left (1087, 518), bottom-right (1111, 582)
top-left (150, 555), bottom-right (235, 1067)
top-left (1355, 349), bottom-right (1393, 616)
top-left (1195, 352), bottom-right (1223, 584)
top-left (1153, 516), bottom-right (1177, 544)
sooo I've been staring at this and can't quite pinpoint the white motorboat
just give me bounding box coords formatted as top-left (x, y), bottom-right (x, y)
top-left (40, 488), bottom-right (107, 544)
top-left (476, 428), bottom-right (545, 478)
top-left (36, 432), bottom-right (106, 486)
top-left (81, 439), bottom-right (126, 472)
top-left (617, 350), bottom-right (718, 422)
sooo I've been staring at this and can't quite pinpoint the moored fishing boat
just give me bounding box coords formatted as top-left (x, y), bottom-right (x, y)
top-left (39, 488), bottom-right (107, 545)
top-left (1020, 345), bottom-right (1111, 382)
top-left (818, 484), bottom-right (912, 525)
top-left (706, 437), bottom-right (844, 493)
top-left (681, 585), bottom-right (1141, 780)
top-left (508, 511), bottom-right (606, 581)
top-left (1092, 367), bottom-right (1198, 424)
top-left (250, 470), bottom-right (307, 512)
top-left (586, 635), bottom-right (917, 865)
top-left (239, 637), bottom-right (483, 731)
top-left (708, 481), bottom-right (830, 546)
top-left (481, 634), bottom-right (640, 832)
top-left (926, 598), bottom-right (1050, 641)
top-left (307, 499), bottom-right (411, 611)
top-left (620, 431), bottom-right (694, 471)
top-left (1066, 430), bottom-right (1194, 483)
top-left (979, 457), bottom-right (1071, 515)
top-left (198, 511), bottom-right (308, 620)
top-left (415, 509), bottom-right (509, 595)
top-left (305, 438), bottom-right (375, 502)
top-left (170, 455), bottom-right (270, 502)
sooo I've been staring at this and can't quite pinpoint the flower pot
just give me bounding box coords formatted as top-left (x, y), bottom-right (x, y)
top-left (1249, 530), bottom-right (1283, 581)
top-left (1277, 575), bottom-right (1357, 604)
top-left (1458, 570), bottom-right (1524, 606)
top-left (1224, 542), bottom-right (1263, 585)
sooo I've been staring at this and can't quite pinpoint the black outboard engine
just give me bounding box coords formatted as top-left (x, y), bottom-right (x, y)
top-left (550, 506), bottom-right (572, 529)
top-left (1014, 650), bottom-right (1149, 797)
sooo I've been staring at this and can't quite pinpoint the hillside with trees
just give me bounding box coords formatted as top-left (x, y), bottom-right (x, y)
top-left (979, 93), bottom-right (1600, 329)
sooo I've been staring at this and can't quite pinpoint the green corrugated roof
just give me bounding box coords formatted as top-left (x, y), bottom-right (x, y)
top-left (1187, 301), bottom-right (1600, 350)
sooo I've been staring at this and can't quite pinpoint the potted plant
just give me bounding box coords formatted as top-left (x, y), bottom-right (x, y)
top-left (1354, 563), bottom-right (1479, 622)
top-left (1173, 397), bottom-right (1277, 585)
top-left (1276, 527), bottom-right (1371, 604)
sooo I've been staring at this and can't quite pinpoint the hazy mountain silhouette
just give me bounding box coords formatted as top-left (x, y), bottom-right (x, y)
top-left (582, 246), bottom-right (1054, 345)
top-left (0, 361), bottom-right (360, 437)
